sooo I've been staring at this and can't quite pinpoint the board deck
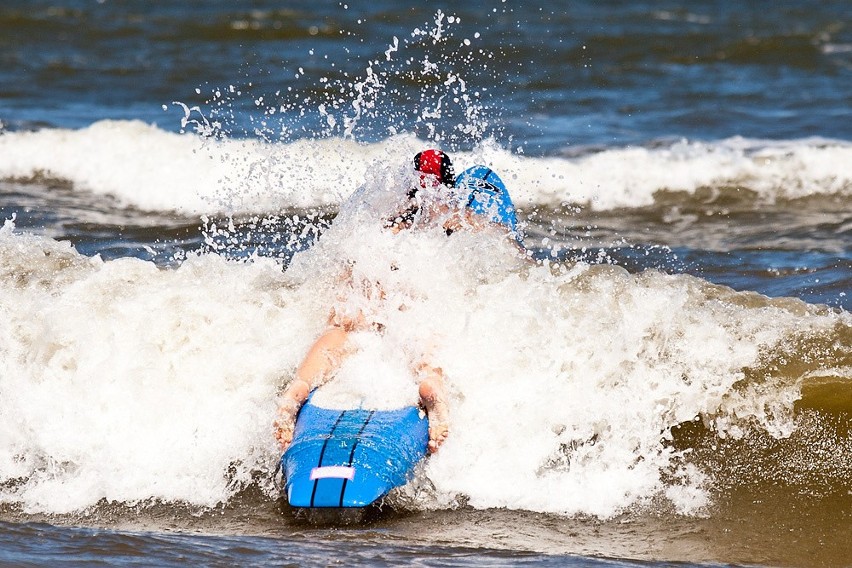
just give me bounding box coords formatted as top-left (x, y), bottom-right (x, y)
top-left (281, 396), bottom-right (429, 508)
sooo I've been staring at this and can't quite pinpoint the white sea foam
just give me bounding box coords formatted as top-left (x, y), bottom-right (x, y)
top-left (1, 190), bottom-right (849, 516)
top-left (0, 218), bottom-right (328, 513)
top-left (1, 121), bottom-right (850, 215)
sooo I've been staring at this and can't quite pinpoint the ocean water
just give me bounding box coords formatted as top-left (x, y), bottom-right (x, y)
top-left (1, 1), bottom-right (851, 566)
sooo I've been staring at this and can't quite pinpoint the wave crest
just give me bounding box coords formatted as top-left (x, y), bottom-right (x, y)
top-left (2, 122), bottom-right (850, 215)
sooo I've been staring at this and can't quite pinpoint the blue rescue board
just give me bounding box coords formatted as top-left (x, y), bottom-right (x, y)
top-left (281, 396), bottom-right (429, 508)
top-left (456, 165), bottom-right (518, 232)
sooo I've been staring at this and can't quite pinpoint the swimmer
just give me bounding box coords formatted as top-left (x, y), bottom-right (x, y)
top-left (275, 149), bottom-right (456, 454)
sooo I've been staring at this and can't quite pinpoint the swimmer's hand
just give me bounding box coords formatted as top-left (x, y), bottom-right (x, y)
top-left (274, 397), bottom-right (301, 451)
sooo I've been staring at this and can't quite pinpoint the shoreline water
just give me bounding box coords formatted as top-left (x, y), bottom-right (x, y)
top-left (3, 480), bottom-right (852, 567)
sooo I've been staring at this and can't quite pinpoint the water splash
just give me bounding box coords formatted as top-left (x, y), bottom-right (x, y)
top-left (184, 9), bottom-right (497, 150)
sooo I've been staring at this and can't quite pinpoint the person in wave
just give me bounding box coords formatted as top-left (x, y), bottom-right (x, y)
top-left (274, 149), bottom-right (518, 455)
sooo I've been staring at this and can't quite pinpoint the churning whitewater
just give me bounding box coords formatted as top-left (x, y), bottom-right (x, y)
top-left (2, 169), bottom-right (849, 517)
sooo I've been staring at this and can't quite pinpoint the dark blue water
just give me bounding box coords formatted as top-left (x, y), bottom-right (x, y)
top-left (2, 0), bottom-right (850, 150)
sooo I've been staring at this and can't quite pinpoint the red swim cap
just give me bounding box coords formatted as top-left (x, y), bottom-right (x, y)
top-left (413, 149), bottom-right (455, 187)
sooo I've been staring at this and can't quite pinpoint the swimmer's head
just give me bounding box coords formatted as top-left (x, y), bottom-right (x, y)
top-left (388, 150), bottom-right (453, 230)
top-left (414, 149), bottom-right (455, 188)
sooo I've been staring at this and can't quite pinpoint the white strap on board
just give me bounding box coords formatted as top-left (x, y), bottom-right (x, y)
top-left (310, 466), bottom-right (355, 481)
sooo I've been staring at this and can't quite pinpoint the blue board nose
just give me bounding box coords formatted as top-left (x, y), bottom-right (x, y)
top-left (456, 165), bottom-right (517, 232)
top-left (282, 401), bottom-right (429, 508)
